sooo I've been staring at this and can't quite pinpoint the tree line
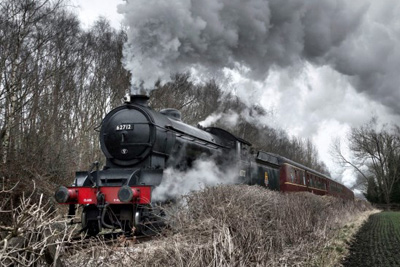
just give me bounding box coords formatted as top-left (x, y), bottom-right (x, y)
top-left (0, 0), bottom-right (130, 194)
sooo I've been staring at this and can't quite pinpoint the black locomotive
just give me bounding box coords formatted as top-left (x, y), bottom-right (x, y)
top-left (55, 94), bottom-right (353, 235)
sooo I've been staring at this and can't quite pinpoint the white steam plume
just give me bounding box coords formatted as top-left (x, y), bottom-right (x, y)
top-left (152, 158), bottom-right (239, 202)
top-left (198, 110), bottom-right (239, 128)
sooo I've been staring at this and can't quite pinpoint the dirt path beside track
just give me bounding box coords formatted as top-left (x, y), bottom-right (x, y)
top-left (343, 211), bottom-right (400, 267)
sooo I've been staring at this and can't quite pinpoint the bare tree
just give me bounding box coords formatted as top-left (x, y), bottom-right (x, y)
top-left (332, 119), bottom-right (400, 203)
top-left (0, 0), bottom-right (63, 164)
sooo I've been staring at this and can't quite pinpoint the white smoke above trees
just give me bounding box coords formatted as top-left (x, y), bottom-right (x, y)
top-left (119, 0), bottom-right (400, 115)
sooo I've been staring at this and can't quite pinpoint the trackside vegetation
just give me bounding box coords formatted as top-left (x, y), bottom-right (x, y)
top-left (65, 185), bottom-right (374, 266)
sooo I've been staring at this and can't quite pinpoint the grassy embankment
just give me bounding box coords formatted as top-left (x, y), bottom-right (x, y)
top-left (343, 211), bottom-right (400, 267)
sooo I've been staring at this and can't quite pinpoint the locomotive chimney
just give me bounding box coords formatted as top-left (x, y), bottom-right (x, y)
top-left (124, 93), bottom-right (149, 106)
top-left (124, 86), bottom-right (151, 106)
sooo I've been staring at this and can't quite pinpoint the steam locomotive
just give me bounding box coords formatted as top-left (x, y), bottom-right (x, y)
top-left (55, 94), bottom-right (354, 235)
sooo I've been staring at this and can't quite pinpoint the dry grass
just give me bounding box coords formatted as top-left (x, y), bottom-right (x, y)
top-left (0, 180), bottom-right (376, 266)
top-left (64, 185), bottom-right (374, 266)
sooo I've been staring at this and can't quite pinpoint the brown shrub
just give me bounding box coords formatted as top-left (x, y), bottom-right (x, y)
top-left (0, 180), bottom-right (76, 266)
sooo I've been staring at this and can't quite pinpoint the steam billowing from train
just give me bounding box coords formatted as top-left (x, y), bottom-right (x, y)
top-left (152, 158), bottom-right (239, 201)
top-left (118, 0), bottom-right (400, 115)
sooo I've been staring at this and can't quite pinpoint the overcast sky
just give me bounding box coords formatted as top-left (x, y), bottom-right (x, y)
top-left (71, 0), bottom-right (124, 29)
top-left (73, 0), bottom-right (400, 188)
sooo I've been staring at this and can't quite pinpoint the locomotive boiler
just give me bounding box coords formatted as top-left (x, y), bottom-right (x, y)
top-left (55, 94), bottom-right (354, 236)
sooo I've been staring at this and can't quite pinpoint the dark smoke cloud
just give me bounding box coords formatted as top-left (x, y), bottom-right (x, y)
top-left (327, 1), bottom-right (400, 114)
top-left (119, 0), bottom-right (400, 114)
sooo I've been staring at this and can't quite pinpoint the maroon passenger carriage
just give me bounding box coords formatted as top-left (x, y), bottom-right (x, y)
top-left (252, 151), bottom-right (354, 200)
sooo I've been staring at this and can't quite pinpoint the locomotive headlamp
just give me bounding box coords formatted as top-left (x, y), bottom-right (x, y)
top-left (55, 186), bottom-right (78, 203)
top-left (118, 185), bottom-right (140, 202)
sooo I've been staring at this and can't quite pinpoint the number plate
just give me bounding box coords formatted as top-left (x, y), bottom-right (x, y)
top-left (116, 124), bottom-right (134, 131)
